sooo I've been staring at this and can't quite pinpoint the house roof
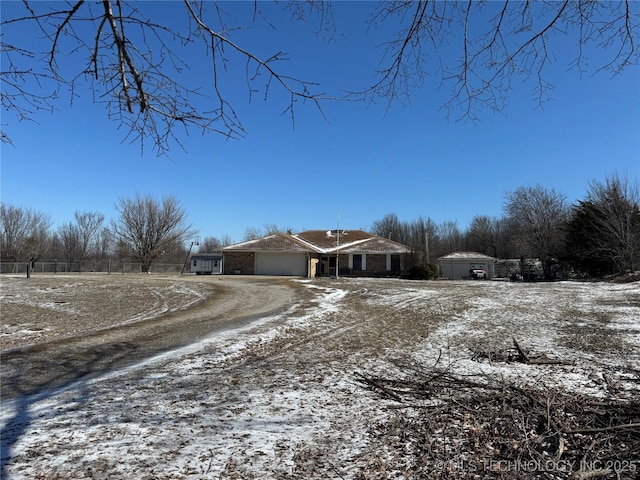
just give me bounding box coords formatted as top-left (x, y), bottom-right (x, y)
top-left (437, 251), bottom-right (497, 261)
top-left (223, 233), bottom-right (311, 252)
top-left (329, 236), bottom-right (411, 254)
top-left (293, 230), bottom-right (373, 249)
top-left (223, 230), bottom-right (411, 254)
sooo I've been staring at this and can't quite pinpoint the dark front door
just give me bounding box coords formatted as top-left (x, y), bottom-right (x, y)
top-left (353, 254), bottom-right (362, 271)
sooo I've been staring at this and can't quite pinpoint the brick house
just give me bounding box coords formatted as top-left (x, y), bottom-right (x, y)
top-left (222, 230), bottom-right (411, 277)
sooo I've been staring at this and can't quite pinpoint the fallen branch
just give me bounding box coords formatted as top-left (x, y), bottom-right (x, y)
top-left (527, 358), bottom-right (575, 365)
top-left (512, 337), bottom-right (574, 365)
top-left (566, 422), bottom-right (640, 434)
top-left (572, 469), bottom-right (614, 480)
top-left (512, 337), bottom-right (531, 363)
top-left (354, 372), bottom-right (403, 402)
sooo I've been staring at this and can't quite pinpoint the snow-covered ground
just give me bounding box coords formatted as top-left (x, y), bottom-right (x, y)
top-left (1, 278), bottom-right (638, 479)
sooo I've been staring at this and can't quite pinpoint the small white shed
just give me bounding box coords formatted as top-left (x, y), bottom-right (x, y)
top-left (190, 253), bottom-right (223, 275)
top-left (437, 252), bottom-right (497, 279)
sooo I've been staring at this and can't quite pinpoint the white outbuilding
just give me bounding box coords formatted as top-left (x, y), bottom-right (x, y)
top-left (437, 251), bottom-right (497, 279)
top-left (190, 253), bottom-right (223, 275)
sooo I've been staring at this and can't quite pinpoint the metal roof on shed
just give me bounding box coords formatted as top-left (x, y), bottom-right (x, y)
top-left (438, 251), bottom-right (497, 260)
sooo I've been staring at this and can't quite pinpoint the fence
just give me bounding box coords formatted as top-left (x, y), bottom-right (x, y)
top-left (0, 261), bottom-right (185, 275)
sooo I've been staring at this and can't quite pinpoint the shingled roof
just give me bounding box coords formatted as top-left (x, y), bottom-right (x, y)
top-left (293, 230), bottom-right (372, 250)
top-left (336, 236), bottom-right (411, 254)
top-left (223, 230), bottom-right (411, 254)
top-left (223, 233), bottom-right (311, 252)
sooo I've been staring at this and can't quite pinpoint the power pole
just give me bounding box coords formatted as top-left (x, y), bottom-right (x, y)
top-left (180, 236), bottom-right (201, 275)
top-left (336, 209), bottom-right (340, 279)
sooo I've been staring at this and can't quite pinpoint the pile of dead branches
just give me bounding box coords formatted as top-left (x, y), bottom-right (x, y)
top-left (354, 363), bottom-right (639, 479)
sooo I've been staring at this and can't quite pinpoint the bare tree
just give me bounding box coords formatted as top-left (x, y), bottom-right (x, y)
top-left (438, 220), bottom-right (463, 255)
top-left (492, 217), bottom-right (520, 260)
top-left (370, 213), bottom-right (403, 241)
top-left (199, 236), bottom-right (221, 253)
top-left (405, 216), bottom-right (439, 264)
top-left (243, 226), bottom-right (262, 242)
top-left (56, 211), bottom-right (105, 268)
top-left (111, 194), bottom-right (193, 272)
top-left (242, 224), bottom-right (290, 241)
top-left (75, 211), bottom-right (105, 257)
top-left (97, 226), bottom-right (114, 261)
top-left (465, 215), bottom-right (501, 257)
top-left (198, 234), bottom-right (232, 252)
top-left (505, 185), bottom-right (570, 279)
top-left (0, 204), bottom-right (52, 261)
top-left (408, 216), bottom-right (438, 263)
top-left (219, 234), bottom-right (234, 247)
top-left (2, 2), bottom-right (637, 153)
top-left (370, 213), bottom-right (442, 264)
top-left (56, 223), bottom-right (81, 267)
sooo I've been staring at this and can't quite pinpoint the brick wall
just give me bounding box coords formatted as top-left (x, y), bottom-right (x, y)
top-left (223, 252), bottom-right (254, 274)
top-left (365, 254), bottom-right (387, 273)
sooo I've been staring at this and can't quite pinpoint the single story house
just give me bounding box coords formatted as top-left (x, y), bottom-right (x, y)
top-left (222, 230), bottom-right (411, 277)
top-left (190, 253), bottom-right (223, 275)
top-left (437, 251), bottom-right (497, 279)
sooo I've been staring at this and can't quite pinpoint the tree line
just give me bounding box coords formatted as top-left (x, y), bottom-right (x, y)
top-left (0, 195), bottom-right (192, 273)
top-left (370, 174), bottom-right (639, 280)
top-left (1, 174), bottom-right (638, 278)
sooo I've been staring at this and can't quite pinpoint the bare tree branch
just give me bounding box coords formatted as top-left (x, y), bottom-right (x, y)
top-left (361, 1), bottom-right (639, 121)
top-left (2, 1), bottom-right (638, 152)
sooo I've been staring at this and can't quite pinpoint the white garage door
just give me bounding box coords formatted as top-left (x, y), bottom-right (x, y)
top-left (255, 253), bottom-right (307, 276)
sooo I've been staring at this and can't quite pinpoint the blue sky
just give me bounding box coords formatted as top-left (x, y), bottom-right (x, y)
top-left (2, 1), bottom-right (639, 244)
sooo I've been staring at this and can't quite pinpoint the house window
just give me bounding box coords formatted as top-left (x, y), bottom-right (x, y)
top-left (353, 254), bottom-right (362, 271)
top-left (193, 260), bottom-right (197, 266)
top-left (214, 260), bottom-right (218, 267)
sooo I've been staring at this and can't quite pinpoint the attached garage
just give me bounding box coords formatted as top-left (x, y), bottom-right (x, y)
top-left (255, 252), bottom-right (307, 276)
top-left (223, 234), bottom-right (312, 276)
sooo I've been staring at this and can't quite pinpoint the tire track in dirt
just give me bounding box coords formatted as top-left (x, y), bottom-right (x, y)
top-left (0, 276), bottom-right (304, 400)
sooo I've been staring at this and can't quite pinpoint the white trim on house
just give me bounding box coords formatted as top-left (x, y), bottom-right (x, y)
top-left (348, 253), bottom-right (367, 271)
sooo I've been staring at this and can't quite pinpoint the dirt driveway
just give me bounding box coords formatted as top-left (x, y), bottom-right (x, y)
top-left (0, 274), bottom-right (306, 399)
top-left (1, 275), bottom-right (638, 479)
